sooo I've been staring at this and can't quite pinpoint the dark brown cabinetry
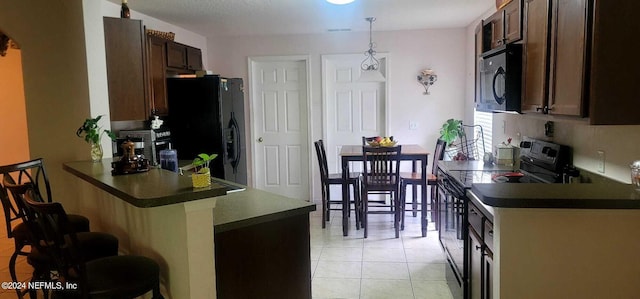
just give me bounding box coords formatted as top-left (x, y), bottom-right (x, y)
top-left (467, 202), bottom-right (493, 299)
top-left (104, 17), bottom-right (204, 121)
top-left (215, 214), bottom-right (311, 299)
top-left (548, 0), bottom-right (588, 116)
top-left (475, 24), bottom-right (483, 104)
top-left (521, 0), bottom-right (640, 123)
top-left (521, 0), bottom-right (550, 113)
top-left (483, 0), bottom-right (522, 52)
top-left (147, 36), bottom-right (169, 116)
top-left (166, 41), bottom-right (202, 72)
top-left (103, 17), bottom-right (149, 121)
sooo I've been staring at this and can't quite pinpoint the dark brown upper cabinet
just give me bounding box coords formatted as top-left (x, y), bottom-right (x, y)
top-left (166, 41), bottom-right (202, 72)
top-left (520, 0), bottom-right (640, 124)
top-left (521, 0), bottom-right (551, 113)
top-left (587, 1), bottom-right (640, 124)
top-left (548, 0), bottom-right (589, 117)
top-left (104, 17), bottom-right (205, 121)
top-left (103, 17), bottom-right (149, 121)
top-left (483, 0), bottom-right (523, 53)
top-left (147, 36), bottom-right (169, 116)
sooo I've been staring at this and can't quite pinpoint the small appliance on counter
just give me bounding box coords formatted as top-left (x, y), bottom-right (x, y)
top-left (112, 139), bottom-right (150, 175)
top-left (115, 128), bottom-right (172, 166)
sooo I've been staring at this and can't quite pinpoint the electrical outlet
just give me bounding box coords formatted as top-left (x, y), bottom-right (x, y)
top-left (409, 121), bottom-right (418, 130)
top-left (597, 150), bottom-right (605, 173)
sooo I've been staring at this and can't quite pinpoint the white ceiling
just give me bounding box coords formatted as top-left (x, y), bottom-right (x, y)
top-left (112, 0), bottom-right (494, 37)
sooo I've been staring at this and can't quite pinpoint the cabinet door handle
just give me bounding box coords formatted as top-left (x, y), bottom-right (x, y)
top-left (470, 209), bottom-right (478, 215)
top-left (476, 245), bottom-right (483, 251)
top-left (488, 230), bottom-right (494, 237)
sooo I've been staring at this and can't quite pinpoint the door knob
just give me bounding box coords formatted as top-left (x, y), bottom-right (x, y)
top-left (258, 137), bottom-right (263, 143)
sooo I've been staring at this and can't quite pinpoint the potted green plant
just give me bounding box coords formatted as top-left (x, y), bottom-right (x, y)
top-left (440, 119), bottom-right (467, 160)
top-left (76, 115), bottom-right (115, 162)
top-left (439, 119), bottom-right (464, 145)
top-left (191, 153), bottom-right (218, 188)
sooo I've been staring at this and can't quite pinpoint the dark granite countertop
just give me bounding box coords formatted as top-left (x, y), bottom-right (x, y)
top-left (471, 183), bottom-right (640, 209)
top-left (438, 160), bottom-right (640, 210)
top-left (64, 159), bottom-right (316, 230)
top-left (214, 189), bottom-right (316, 233)
top-left (64, 159), bottom-right (237, 208)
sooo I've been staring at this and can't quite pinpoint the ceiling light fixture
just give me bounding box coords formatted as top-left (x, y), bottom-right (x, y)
top-left (361, 17), bottom-right (379, 72)
top-left (326, 0), bottom-right (355, 5)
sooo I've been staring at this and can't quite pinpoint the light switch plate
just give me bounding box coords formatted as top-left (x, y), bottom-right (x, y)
top-left (409, 121), bottom-right (418, 130)
top-left (597, 150), bottom-right (605, 173)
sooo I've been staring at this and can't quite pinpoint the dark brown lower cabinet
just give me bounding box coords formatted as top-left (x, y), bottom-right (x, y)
top-left (467, 202), bottom-right (493, 299)
top-left (469, 228), bottom-right (483, 299)
top-left (214, 214), bottom-right (311, 299)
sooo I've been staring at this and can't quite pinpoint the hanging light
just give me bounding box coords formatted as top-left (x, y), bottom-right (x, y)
top-left (359, 17), bottom-right (385, 82)
top-left (326, 0), bottom-right (355, 4)
top-left (361, 17), bottom-right (379, 71)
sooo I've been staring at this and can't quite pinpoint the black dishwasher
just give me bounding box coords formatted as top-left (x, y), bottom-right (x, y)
top-left (438, 168), bottom-right (467, 299)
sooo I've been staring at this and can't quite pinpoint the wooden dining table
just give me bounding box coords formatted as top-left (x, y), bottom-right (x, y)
top-left (340, 144), bottom-right (430, 237)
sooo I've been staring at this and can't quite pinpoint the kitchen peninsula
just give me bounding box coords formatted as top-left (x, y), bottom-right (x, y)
top-left (63, 159), bottom-right (315, 299)
top-left (437, 160), bottom-right (640, 299)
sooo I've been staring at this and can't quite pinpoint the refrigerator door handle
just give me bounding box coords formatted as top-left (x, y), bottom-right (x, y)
top-left (229, 112), bottom-right (241, 173)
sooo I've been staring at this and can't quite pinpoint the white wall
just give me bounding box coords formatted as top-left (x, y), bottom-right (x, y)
top-left (0, 0), bottom-right (92, 212)
top-left (207, 29), bottom-right (468, 200)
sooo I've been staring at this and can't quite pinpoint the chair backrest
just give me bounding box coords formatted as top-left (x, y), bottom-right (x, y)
top-left (362, 146), bottom-right (402, 191)
top-left (19, 191), bottom-right (88, 296)
top-left (0, 158), bottom-right (51, 238)
top-left (0, 158), bottom-right (52, 202)
top-left (313, 140), bottom-right (329, 185)
top-left (432, 139), bottom-right (447, 175)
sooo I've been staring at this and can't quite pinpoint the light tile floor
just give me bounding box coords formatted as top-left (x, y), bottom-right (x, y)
top-left (0, 205), bottom-right (454, 299)
top-left (310, 206), bottom-right (454, 299)
top-left (0, 222), bottom-right (34, 299)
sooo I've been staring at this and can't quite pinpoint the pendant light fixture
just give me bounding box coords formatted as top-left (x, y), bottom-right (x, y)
top-left (361, 17), bottom-right (379, 71)
top-left (326, 0), bottom-right (355, 4)
top-left (360, 17), bottom-right (385, 82)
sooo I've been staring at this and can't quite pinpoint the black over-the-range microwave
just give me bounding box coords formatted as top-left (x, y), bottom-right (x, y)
top-left (476, 44), bottom-right (522, 113)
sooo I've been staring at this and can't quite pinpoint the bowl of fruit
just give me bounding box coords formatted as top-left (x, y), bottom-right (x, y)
top-left (367, 136), bottom-right (398, 147)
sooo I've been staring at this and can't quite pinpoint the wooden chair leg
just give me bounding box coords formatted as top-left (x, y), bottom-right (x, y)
top-left (353, 181), bottom-right (361, 230)
top-left (394, 190), bottom-right (400, 238)
top-left (321, 188), bottom-right (327, 229)
top-left (400, 181), bottom-right (406, 230)
top-left (411, 183), bottom-right (418, 217)
top-left (362, 186), bottom-right (368, 239)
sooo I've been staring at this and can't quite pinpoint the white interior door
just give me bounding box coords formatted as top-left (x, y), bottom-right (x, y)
top-left (250, 58), bottom-right (310, 200)
top-left (323, 54), bottom-right (388, 173)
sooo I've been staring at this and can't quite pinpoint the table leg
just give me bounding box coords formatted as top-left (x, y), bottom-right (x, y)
top-left (421, 156), bottom-right (428, 237)
top-left (341, 157), bottom-right (350, 236)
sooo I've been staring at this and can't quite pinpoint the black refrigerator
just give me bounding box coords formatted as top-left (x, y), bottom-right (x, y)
top-left (166, 75), bottom-right (247, 185)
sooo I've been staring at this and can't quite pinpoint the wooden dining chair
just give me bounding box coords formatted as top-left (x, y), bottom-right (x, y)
top-left (400, 139), bottom-right (447, 230)
top-left (361, 145), bottom-right (402, 238)
top-left (19, 192), bottom-right (164, 299)
top-left (314, 140), bottom-right (361, 229)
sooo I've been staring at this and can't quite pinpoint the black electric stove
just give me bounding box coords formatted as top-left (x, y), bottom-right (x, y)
top-left (446, 137), bottom-right (571, 189)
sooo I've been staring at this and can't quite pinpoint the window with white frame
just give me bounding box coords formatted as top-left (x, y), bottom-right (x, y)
top-left (473, 110), bottom-right (493, 155)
